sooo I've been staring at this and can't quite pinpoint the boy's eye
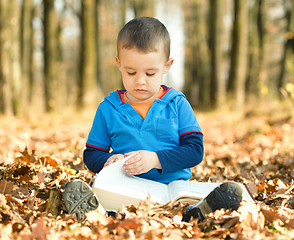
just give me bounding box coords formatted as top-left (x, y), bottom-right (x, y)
top-left (146, 73), bottom-right (155, 77)
top-left (127, 72), bottom-right (136, 76)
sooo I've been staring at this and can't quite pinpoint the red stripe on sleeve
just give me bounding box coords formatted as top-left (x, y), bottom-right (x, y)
top-left (179, 131), bottom-right (203, 138)
top-left (86, 143), bottom-right (109, 152)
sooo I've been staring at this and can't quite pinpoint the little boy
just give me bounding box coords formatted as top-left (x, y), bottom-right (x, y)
top-left (63, 17), bottom-right (243, 221)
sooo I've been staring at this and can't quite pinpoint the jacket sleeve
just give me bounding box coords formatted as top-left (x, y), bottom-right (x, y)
top-left (155, 132), bottom-right (204, 174)
top-left (83, 145), bottom-right (114, 173)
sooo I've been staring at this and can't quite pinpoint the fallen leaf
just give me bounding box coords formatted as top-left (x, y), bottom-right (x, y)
top-left (273, 178), bottom-right (288, 190)
top-left (37, 171), bottom-right (46, 185)
top-left (245, 182), bottom-right (259, 196)
top-left (85, 210), bottom-right (109, 225)
top-left (0, 180), bottom-right (14, 194)
top-left (289, 218), bottom-right (294, 229)
top-left (261, 205), bottom-right (286, 224)
top-left (39, 156), bottom-right (58, 168)
top-left (31, 217), bottom-right (50, 240)
top-left (239, 202), bottom-right (265, 230)
top-left (0, 223), bottom-right (13, 239)
top-left (15, 147), bottom-right (35, 164)
top-left (0, 193), bottom-right (9, 210)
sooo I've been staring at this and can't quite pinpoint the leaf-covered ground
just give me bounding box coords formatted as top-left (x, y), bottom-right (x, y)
top-left (0, 106), bottom-right (294, 239)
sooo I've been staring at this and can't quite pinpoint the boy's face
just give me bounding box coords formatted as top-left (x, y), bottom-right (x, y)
top-left (115, 47), bottom-right (173, 102)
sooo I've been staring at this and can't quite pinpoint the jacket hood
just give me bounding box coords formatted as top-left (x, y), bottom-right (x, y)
top-left (104, 85), bottom-right (185, 109)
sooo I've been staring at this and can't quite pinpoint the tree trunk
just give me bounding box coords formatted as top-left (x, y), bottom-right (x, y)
top-left (95, 0), bottom-right (101, 89)
top-left (277, 0), bottom-right (294, 97)
top-left (228, 0), bottom-right (248, 109)
top-left (246, 0), bottom-right (261, 97)
top-left (20, 0), bottom-right (34, 115)
top-left (0, 0), bottom-right (21, 115)
top-left (98, 0), bottom-right (125, 95)
top-left (43, 0), bottom-right (58, 112)
top-left (77, 0), bottom-right (98, 109)
top-left (0, 0), bottom-right (12, 114)
top-left (256, 0), bottom-right (267, 99)
top-left (183, 0), bottom-right (210, 109)
top-left (209, 0), bottom-right (225, 108)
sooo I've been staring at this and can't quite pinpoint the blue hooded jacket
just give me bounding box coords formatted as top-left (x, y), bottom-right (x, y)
top-left (86, 86), bottom-right (203, 183)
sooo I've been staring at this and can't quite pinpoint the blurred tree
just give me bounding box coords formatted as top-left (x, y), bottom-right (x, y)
top-left (20, 0), bottom-right (34, 115)
top-left (183, 0), bottom-right (210, 109)
top-left (62, 0), bottom-right (84, 108)
top-left (246, 0), bottom-right (264, 97)
top-left (77, 0), bottom-right (98, 108)
top-left (0, 0), bottom-right (21, 115)
top-left (0, 0), bottom-right (12, 114)
top-left (0, 0), bottom-right (292, 116)
top-left (43, 0), bottom-right (58, 112)
top-left (209, 0), bottom-right (225, 108)
top-left (98, 0), bottom-right (125, 95)
top-left (227, 0), bottom-right (248, 109)
top-left (278, 0), bottom-right (294, 97)
top-left (95, 0), bottom-right (101, 95)
top-left (255, 0), bottom-right (267, 98)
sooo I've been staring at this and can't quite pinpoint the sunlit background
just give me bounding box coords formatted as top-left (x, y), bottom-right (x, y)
top-left (0, 0), bottom-right (293, 115)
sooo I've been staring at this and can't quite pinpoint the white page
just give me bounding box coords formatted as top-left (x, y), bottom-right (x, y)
top-left (93, 154), bottom-right (169, 204)
top-left (168, 181), bottom-right (254, 202)
top-left (167, 181), bottom-right (221, 200)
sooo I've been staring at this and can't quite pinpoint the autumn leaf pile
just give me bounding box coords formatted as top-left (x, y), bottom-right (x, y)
top-left (0, 107), bottom-right (294, 239)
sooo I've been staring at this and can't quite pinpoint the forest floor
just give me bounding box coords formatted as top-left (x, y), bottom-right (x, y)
top-left (0, 102), bottom-right (294, 239)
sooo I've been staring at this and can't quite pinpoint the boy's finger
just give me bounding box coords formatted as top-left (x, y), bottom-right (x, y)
top-left (127, 165), bottom-right (144, 175)
top-left (124, 152), bottom-right (140, 165)
top-left (124, 160), bottom-right (144, 172)
top-left (113, 155), bottom-right (124, 162)
top-left (124, 151), bottom-right (137, 157)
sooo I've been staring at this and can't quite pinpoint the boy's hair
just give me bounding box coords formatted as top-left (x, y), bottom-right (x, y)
top-left (117, 17), bottom-right (170, 60)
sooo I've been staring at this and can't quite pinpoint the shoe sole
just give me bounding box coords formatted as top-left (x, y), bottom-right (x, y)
top-left (63, 180), bottom-right (99, 221)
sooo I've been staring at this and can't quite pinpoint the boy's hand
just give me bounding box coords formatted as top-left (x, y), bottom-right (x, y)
top-left (103, 154), bottom-right (124, 168)
top-left (123, 151), bottom-right (161, 175)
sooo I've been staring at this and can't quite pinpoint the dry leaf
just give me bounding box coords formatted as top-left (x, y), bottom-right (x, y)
top-left (1, 109), bottom-right (294, 239)
top-left (0, 180), bottom-right (14, 194)
top-left (246, 182), bottom-right (259, 196)
top-left (289, 218), bottom-right (294, 229)
top-left (239, 202), bottom-right (265, 230)
top-left (37, 171), bottom-right (46, 185)
top-left (31, 217), bottom-right (50, 240)
top-left (0, 193), bottom-right (9, 210)
top-left (15, 147), bottom-right (35, 164)
top-left (39, 156), bottom-right (58, 168)
top-left (85, 210), bottom-right (108, 225)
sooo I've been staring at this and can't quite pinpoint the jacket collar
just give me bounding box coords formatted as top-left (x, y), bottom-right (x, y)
top-left (105, 85), bottom-right (185, 109)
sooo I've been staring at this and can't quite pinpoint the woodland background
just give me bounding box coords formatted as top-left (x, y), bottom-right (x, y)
top-left (0, 0), bottom-right (294, 239)
top-left (0, 0), bottom-right (293, 115)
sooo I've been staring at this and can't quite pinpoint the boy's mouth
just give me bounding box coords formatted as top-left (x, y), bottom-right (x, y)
top-left (135, 89), bottom-right (147, 93)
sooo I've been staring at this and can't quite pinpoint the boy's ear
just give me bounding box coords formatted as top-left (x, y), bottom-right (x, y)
top-left (115, 56), bottom-right (121, 68)
top-left (164, 58), bottom-right (174, 73)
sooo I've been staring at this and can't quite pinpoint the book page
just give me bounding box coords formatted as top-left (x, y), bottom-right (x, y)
top-left (168, 180), bottom-right (254, 202)
top-left (167, 181), bottom-right (221, 200)
top-left (92, 154), bottom-right (170, 208)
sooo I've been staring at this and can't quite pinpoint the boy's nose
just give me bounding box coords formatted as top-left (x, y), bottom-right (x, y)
top-left (135, 74), bottom-right (146, 84)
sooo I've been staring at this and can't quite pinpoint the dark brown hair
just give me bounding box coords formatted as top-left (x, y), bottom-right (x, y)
top-left (117, 17), bottom-right (170, 60)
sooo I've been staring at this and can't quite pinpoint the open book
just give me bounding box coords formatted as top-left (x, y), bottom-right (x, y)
top-left (92, 154), bottom-right (254, 211)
